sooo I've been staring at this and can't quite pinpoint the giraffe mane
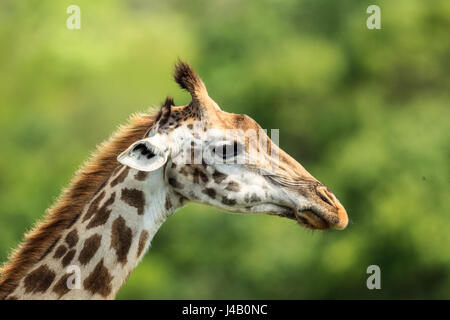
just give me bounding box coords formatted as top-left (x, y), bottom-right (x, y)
top-left (0, 110), bottom-right (159, 298)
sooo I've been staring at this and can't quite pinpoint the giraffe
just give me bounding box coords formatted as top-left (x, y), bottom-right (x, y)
top-left (0, 61), bottom-right (348, 300)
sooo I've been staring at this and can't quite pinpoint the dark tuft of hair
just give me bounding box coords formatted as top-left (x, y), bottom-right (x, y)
top-left (157, 96), bottom-right (173, 127)
top-left (162, 96), bottom-right (174, 108)
top-left (173, 60), bottom-right (203, 95)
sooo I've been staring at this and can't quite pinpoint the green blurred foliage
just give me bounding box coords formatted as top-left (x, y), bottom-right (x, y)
top-left (0, 0), bottom-right (449, 299)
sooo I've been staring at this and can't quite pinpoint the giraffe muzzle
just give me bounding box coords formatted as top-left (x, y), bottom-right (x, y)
top-left (317, 186), bottom-right (348, 230)
top-left (294, 186), bottom-right (348, 231)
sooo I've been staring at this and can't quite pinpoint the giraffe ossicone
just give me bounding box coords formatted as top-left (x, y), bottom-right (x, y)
top-left (0, 61), bottom-right (348, 300)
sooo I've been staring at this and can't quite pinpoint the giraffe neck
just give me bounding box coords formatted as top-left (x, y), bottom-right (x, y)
top-left (7, 165), bottom-right (181, 300)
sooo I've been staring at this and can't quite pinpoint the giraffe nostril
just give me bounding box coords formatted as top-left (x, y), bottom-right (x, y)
top-left (316, 186), bottom-right (336, 208)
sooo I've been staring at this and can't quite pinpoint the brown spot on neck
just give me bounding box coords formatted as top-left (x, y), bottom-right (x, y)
top-left (110, 166), bottom-right (130, 188)
top-left (83, 259), bottom-right (113, 298)
top-left (134, 171), bottom-right (149, 181)
top-left (53, 273), bottom-right (72, 299)
top-left (53, 245), bottom-right (68, 259)
top-left (86, 192), bottom-right (116, 229)
top-left (65, 229), bottom-right (79, 248)
top-left (61, 249), bottom-right (76, 267)
top-left (83, 191), bottom-right (106, 223)
top-left (23, 265), bottom-right (56, 295)
top-left (110, 216), bottom-right (132, 265)
top-left (79, 234), bottom-right (102, 265)
top-left (120, 188), bottom-right (145, 215)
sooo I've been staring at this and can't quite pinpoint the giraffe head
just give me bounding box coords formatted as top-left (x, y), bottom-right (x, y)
top-left (118, 61), bottom-right (348, 230)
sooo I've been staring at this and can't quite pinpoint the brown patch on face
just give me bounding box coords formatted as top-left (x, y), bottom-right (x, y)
top-left (83, 259), bottom-right (113, 298)
top-left (134, 171), bottom-right (148, 181)
top-left (213, 170), bottom-right (227, 184)
top-left (120, 188), bottom-right (145, 215)
top-left (187, 123), bottom-right (194, 130)
top-left (202, 188), bottom-right (216, 199)
top-left (53, 274), bottom-right (72, 298)
top-left (83, 191), bottom-right (106, 222)
top-left (179, 165), bottom-right (208, 184)
top-left (137, 230), bottom-right (149, 257)
top-left (234, 114), bottom-right (246, 126)
top-left (222, 197), bottom-right (236, 206)
top-left (79, 234), bottom-right (102, 265)
top-left (193, 167), bottom-right (209, 184)
top-left (23, 265), bottom-right (56, 294)
top-left (110, 216), bottom-right (132, 265)
top-left (65, 229), bottom-right (79, 248)
top-left (233, 113), bottom-right (262, 131)
top-left (110, 166), bottom-right (130, 188)
top-left (165, 196), bottom-right (172, 211)
top-left (53, 245), bottom-right (68, 259)
top-left (39, 236), bottom-right (61, 261)
top-left (222, 197), bottom-right (237, 206)
top-left (244, 193), bottom-right (261, 203)
top-left (86, 192), bottom-right (116, 229)
top-left (168, 177), bottom-right (184, 190)
top-left (225, 181), bottom-right (240, 192)
top-left (179, 166), bottom-right (189, 176)
top-left (61, 249), bottom-right (76, 267)
top-left (250, 194), bottom-right (261, 203)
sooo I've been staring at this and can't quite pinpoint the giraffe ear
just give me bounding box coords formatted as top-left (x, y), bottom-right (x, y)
top-left (117, 139), bottom-right (168, 172)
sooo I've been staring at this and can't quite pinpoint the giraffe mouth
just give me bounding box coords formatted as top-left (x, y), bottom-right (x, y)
top-left (278, 206), bottom-right (330, 230)
top-left (294, 209), bottom-right (330, 230)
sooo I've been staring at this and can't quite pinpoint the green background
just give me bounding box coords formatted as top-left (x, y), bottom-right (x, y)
top-left (0, 0), bottom-right (449, 299)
